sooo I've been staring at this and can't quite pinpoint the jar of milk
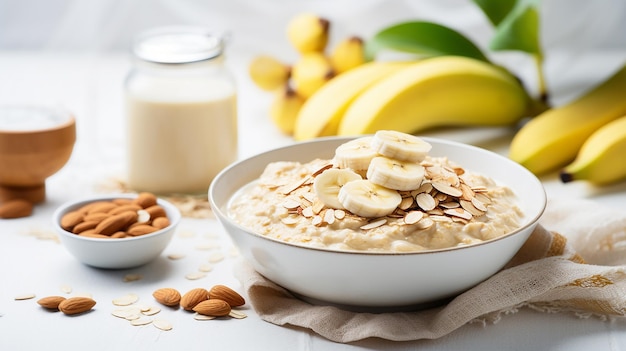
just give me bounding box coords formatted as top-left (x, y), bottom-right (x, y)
top-left (124, 26), bottom-right (237, 195)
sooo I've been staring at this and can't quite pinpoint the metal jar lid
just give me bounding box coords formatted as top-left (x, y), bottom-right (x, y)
top-left (132, 26), bottom-right (225, 64)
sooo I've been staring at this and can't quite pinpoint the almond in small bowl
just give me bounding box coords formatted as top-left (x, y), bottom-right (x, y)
top-left (52, 193), bottom-right (181, 269)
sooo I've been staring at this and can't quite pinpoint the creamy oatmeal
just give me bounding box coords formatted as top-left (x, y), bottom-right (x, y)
top-left (227, 132), bottom-right (524, 253)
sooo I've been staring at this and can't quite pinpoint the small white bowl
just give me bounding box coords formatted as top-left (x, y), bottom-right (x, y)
top-left (53, 194), bottom-right (181, 269)
top-left (209, 136), bottom-right (546, 309)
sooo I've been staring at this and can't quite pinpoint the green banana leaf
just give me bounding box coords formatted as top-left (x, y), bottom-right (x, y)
top-left (472, 0), bottom-right (517, 26)
top-left (488, 0), bottom-right (542, 55)
top-left (365, 21), bottom-right (490, 63)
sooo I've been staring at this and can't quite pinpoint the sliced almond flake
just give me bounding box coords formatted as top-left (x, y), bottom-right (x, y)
top-left (60, 285), bottom-right (73, 294)
top-left (460, 183), bottom-right (475, 201)
top-left (398, 196), bottom-right (414, 210)
top-left (360, 218), bottom-right (387, 230)
top-left (444, 208), bottom-right (473, 221)
top-left (430, 215), bottom-right (453, 223)
top-left (460, 200), bottom-right (485, 217)
top-left (334, 209), bottom-right (346, 219)
top-left (416, 217), bottom-right (434, 229)
top-left (439, 201), bottom-right (460, 209)
top-left (474, 192), bottom-right (492, 204)
top-left (208, 252), bottom-right (225, 263)
top-left (311, 163), bottom-right (333, 176)
top-left (432, 181), bottom-right (463, 198)
top-left (435, 192), bottom-right (450, 201)
top-left (167, 253), bottom-right (186, 260)
top-left (471, 197), bottom-right (488, 211)
top-left (153, 319), bottom-right (173, 331)
top-left (73, 292), bottom-right (93, 299)
top-left (415, 181), bottom-right (433, 194)
top-left (323, 209), bottom-right (335, 225)
top-left (112, 309), bottom-right (137, 319)
top-left (404, 210), bottom-right (424, 225)
top-left (198, 263), bottom-right (213, 272)
top-left (130, 318), bottom-right (153, 326)
top-left (471, 185), bottom-right (489, 192)
top-left (428, 208), bottom-right (445, 216)
top-left (278, 177), bottom-right (309, 195)
top-left (282, 199), bottom-right (302, 210)
top-left (452, 166), bottom-right (465, 176)
top-left (123, 274), bottom-right (142, 282)
top-left (311, 199), bottom-right (324, 215)
top-left (136, 209), bottom-right (150, 223)
top-left (185, 272), bottom-right (207, 280)
top-left (301, 206), bottom-right (314, 218)
top-left (123, 312), bottom-right (141, 321)
top-left (415, 193), bottom-right (436, 211)
top-left (451, 217), bottom-right (470, 224)
top-left (14, 293), bottom-right (36, 301)
top-left (194, 313), bottom-right (216, 321)
top-left (229, 310), bottom-right (248, 319)
top-left (112, 293), bottom-right (139, 306)
top-left (281, 216), bottom-right (299, 225)
top-left (142, 306), bottom-right (161, 316)
top-left (311, 215), bottom-right (323, 226)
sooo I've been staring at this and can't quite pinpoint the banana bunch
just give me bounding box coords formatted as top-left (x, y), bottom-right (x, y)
top-left (294, 55), bottom-right (531, 140)
top-left (314, 130), bottom-right (433, 217)
top-left (509, 64), bottom-right (626, 184)
top-left (248, 13), bottom-right (367, 135)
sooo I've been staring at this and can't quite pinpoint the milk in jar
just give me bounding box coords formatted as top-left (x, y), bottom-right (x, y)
top-left (125, 26), bottom-right (237, 195)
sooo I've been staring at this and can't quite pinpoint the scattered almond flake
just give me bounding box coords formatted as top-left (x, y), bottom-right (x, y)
top-left (301, 206), bottom-right (314, 218)
top-left (142, 306), bottom-right (161, 316)
top-left (281, 216), bottom-right (299, 225)
top-left (136, 209), bottom-right (150, 223)
top-left (14, 293), bottom-right (36, 301)
top-left (153, 318), bottom-right (173, 331)
top-left (208, 252), bottom-right (225, 263)
top-left (471, 197), bottom-right (488, 211)
top-left (130, 317), bottom-right (153, 326)
top-left (124, 312), bottom-right (142, 321)
top-left (334, 209), bottom-right (346, 220)
top-left (22, 227), bottom-right (59, 242)
top-left (123, 274), bottom-right (142, 282)
top-left (278, 177), bottom-right (308, 195)
top-left (398, 197), bottom-right (414, 210)
top-left (460, 183), bottom-right (475, 201)
top-left (59, 285), bottom-right (72, 294)
top-left (198, 263), bottom-right (213, 272)
top-left (434, 192), bottom-right (449, 201)
top-left (439, 201), bottom-right (460, 209)
top-left (444, 208), bottom-right (473, 221)
top-left (460, 200), bottom-right (485, 217)
top-left (112, 293), bottom-right (139, 306)
top-left (415, 193), bottom-right (436, 211)
top-left (417, 217), bottom-right (434, 229)
top-left (420, 160), bottom-right (434, 167)
top-left (194, 313), bottom-right (216, 321)
top-left (228, 310), bottom-right (248, 319)
top-left (360, 218), bottom-right (387, 230)
top-left (73, 292), bottom-right (93, 299)
top-left (167, 253), bottom-right (186, 260)
top-left (323, 209), bottom-right (335, 225)
top-left (311, 200), bottom-right (324, 215)
top-left (452, 216), bottom-right (469, 224)
top-left (185, 272), bottom-right (207, 280)
top-left (301, 192), bottom-right (316, 204)
top-left (282, 199), bottom-right (301, 210)
top-left (195, 242), bottom-right (219, 250)
top-left (404, 211), bottom-right (424, 225)
top-left (427, 208), bottom-right (444, 216)
top-left (432, 181), bottom-right (463, 198)
top-left (471, 185), bottom-right (488, 193)
top-left (177, 229), bottom-right (196, 238)
top-left (430, 215), bottom-right (453, 223)
top-left (311, 215), bottom-right (323, 226)
top-left (474, 192), bottom-right (492, 204)
top-left (112, 309), bottom-right (137, 319)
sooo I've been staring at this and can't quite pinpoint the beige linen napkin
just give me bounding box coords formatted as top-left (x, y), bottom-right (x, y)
top-left (234, 198), bottom-right (626, 343)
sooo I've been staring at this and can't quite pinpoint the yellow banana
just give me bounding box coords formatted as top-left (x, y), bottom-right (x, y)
top-left (291, 52), bottom-right (334, 99)
top-left (560, 115), bottom-right (626, 185)
top-left (248, 55), bottom-right (291, 91)
top-left (337, 56), bottom-right (530, 136)
top-left (269, 87), bottom-right (305, 135)
top-left (329, 36), bottom-right (366, 74)
top-left (293, 61), bottom-right (410, 141)
top-left (286, 13), bottom-right (329, 54)
top-left (509, 64), bottom-right (626, 175)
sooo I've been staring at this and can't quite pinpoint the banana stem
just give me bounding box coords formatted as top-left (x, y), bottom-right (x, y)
top-left (534, 53), bottom-right (548, 107)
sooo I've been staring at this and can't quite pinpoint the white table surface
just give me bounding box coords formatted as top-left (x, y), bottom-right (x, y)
top-left (1, 45), bottom-right (626, 350)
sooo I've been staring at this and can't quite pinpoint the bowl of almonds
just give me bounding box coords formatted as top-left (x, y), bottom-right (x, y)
top-left (209, 132), bottom-right (546, 308)
top-left (53, 192), bottom-right (181, 269)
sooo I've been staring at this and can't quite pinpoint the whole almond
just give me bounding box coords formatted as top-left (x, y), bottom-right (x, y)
top-left (193, 299), bottom-right (231, 317)
top-left (151, 217), bottom-right (170, 229)
top-left (77, 201), bottom-right (109, 213)
top-left (209, 285), bottom-right (245, 307)
top-left (61, 211), bottom-right (84, 230)
top-left (58, 296), bottom-right (96, 315)
top-left (0, 199), bottom-right (33, 219)
top-left (94, 211), bottom-right (137, 235)
top-left (72, 220), bottom-right (100, 234)
top-left (108, 204), bottom-right (142, 215)
top-left (127, 224), bottom-right (159, 236)
top-left (83, 212), bottom-right (110, 222)
top-left (37, 296), bottom-right (66, 310)
top-left (153, 288), bottom-right (181, 307)
top-left (87, 202), bottom-right (118, 214)
top-left (112, 198), bottom-right (134, 206)
top-left (135, 192), bottom-right (158, 209)
top-left (180, 288), bottom-right (209, 311)
top-left (145, 205), bottom-right (166, 219)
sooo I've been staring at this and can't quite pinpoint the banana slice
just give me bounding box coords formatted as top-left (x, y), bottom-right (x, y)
top-left (333, 136), bottom-right (378, 171)
top-left (371, 130), bottom-right (432, 162)
top-left (338, 179), bottom-right (401, 218)
top-left (313, 168), bottom-right (362, 209)
top-left (367, 156), bottom-right (425, 191)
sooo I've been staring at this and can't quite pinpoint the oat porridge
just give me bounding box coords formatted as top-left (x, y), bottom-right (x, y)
top-left (228, 130), bottom-right (524, 253)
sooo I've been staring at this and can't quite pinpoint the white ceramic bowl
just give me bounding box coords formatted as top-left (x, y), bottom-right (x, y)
top-left (53, 194), bottom-right (181, 269)
top-left (209, 136), bottom-right (546, 309)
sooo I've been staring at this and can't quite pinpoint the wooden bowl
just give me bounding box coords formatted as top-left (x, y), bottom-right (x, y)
top-left (0, 106), bottom-right (76, 203)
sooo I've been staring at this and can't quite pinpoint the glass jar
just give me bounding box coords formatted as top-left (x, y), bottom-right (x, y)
top-left (124, 26), bottom-right (238, 195)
